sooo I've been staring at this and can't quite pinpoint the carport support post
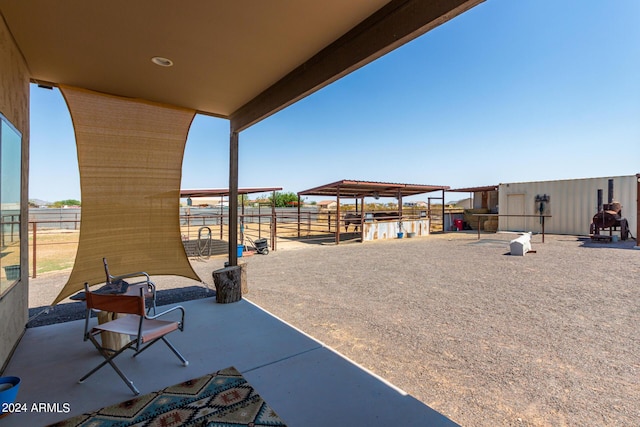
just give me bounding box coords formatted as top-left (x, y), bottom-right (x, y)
top-left (397, 189), bottom-right (403, 235)
top-left (228, 129), bottom-right (239, 266)
top-left (441, 189), bottom-right (445, 233)
top-left (271, 190), bottom-right (277, 251)
top-left (360, 196), bottom-right (365, 243)
top-left (297, 194), bottom-right (301, 238)
top-left (636, 174), bottom-right (640, 247)
top-left (336, 189), bottom-right (341, 244)
top-left (240, 193), bottom-right (245, 245)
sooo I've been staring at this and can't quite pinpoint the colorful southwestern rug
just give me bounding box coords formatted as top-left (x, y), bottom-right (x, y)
top-left (48, 366), bottom-right (288, 426)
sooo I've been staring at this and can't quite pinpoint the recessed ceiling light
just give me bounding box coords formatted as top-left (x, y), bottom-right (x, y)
top-left (151, 56), bottom-right (173, 67)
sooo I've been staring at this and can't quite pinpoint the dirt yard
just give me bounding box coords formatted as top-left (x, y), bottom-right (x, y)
top-left (240, 233), bottom-right (639, 426)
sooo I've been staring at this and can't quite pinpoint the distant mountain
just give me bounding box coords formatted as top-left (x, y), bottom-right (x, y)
top-left (29, 198), bottom-right (51, 207)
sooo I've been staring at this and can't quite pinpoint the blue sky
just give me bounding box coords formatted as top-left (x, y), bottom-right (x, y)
top-left (29, 0), bottom-right (640, 203)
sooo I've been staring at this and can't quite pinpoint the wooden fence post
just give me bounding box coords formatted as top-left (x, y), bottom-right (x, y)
top-left (32, 222), bottom-right (37, 278)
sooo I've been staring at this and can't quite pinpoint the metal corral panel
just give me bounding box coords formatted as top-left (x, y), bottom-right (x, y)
top-left (498, 175), bottom-right (638, 237)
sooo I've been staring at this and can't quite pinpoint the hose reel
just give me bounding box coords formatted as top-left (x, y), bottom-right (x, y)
top-left (196, 226), bottom-right (212, 259)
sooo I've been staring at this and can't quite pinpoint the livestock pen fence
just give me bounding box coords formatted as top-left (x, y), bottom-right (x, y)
top-left (24, 206), bottom-right (446, 276)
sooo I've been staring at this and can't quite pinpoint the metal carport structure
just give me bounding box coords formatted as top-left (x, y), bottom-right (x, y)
top-left (447, 185), bottom-right (499, 209)
top-left (298, 179), bottom-right (449, 244)
top-left (180, 187), bottom-right (282, 252)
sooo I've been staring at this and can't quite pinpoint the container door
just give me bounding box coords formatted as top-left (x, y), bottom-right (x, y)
top-left (506, 194), bottom-right (525, 231)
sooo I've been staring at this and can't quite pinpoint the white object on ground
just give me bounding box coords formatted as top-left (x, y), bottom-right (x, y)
top-left (509, 232), bottom-right (532, 256)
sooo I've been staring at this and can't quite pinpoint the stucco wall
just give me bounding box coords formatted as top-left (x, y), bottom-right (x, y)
top-left (0, 15), bottom-right (30, 370)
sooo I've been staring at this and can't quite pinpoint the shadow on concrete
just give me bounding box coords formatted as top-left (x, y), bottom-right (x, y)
top-left (27, 285), bottom-right (213, 328)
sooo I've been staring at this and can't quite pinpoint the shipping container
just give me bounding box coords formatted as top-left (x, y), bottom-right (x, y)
top-left (498, 175), bottom-right (638, 238)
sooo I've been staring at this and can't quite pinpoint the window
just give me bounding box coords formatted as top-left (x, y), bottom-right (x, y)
top-left (0, 112), bottom-right (22, 295)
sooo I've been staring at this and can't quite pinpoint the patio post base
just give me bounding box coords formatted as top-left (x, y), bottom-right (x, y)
top-left (213, 266), bottom-right (242, 303)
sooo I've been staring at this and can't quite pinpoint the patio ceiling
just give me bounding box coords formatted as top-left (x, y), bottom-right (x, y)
top-left (0, 0), bottom-right (484, 132)
top-left (298, 179), bottom-right (449, 199)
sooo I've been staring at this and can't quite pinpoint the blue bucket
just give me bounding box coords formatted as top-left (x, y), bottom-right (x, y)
top-left (0, 376), bottom-right (20, 408)
top-left (237, 244), bottom-right (244, 257)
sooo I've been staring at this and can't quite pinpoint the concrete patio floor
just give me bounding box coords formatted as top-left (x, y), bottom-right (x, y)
top-left (2, 295), bottom-right (457, 426)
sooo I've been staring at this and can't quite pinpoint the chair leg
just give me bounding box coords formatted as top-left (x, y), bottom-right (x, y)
top-left (133, 337), bottom-right (188, 366)
top-left (147, 296), bottom-right (156, 315)
top-left (79, 335), bottom-right (140, 395)
top-left (161, 337), bottom-right (189, 366)
top-left (149, 290), bottom-right (157, 315)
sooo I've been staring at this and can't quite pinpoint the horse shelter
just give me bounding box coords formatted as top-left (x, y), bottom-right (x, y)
top-left (297, 180), bottom-right (449, 244)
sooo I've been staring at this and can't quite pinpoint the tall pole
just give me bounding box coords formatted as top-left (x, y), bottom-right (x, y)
top-left (271, 190), bottom-right (277, 251)
top-left (32, 222), bottom-right (37, 278)
top-left (360, 196), bottom-right (365, 243)
top-left (441, 189), bottom-right (445, 233)
top-left (636, 174), bottom-right (640, 247)
top-left (228, 128), bottom-right (239, 266)
top-left (336, 188), bottom-right (341, 245)
top-left (240, 192), bottom-right (245, 245)
top-left (297, 194), bottom-right (301, 238)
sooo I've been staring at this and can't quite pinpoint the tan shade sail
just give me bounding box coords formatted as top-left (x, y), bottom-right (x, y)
top-left (53, 86), bottom-right (200, 305)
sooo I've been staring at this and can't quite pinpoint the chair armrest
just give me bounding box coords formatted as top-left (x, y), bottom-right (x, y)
top-left (126, 279), bottom-right (156, 292)
top-left (112, 273), bottom-right (156, 295)
top-left (111, 271), bottom-right (151, 282)
top-left (145, 305), bottom-right (185, 328)
top-left (103, 259), bottom-right (153, 292)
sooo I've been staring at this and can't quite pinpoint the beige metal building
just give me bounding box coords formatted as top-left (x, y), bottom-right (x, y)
top-left (498, 174), bottom-right (639, 239)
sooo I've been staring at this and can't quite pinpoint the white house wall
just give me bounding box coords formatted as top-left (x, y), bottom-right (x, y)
top-left (498, 175), bottom-right (638, 237)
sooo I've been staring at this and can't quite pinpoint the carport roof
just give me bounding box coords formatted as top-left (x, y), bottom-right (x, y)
top-left (298, 180), bottom-right (449, 199)
top-left (0, 0), bottom-right (484, 131)
top-left (180, 187), bottom-right (282, 198)
top-left (448, 185), bottom-right (498, 192)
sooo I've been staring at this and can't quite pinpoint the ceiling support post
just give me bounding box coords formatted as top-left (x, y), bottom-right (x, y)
top-left (228, 128), bottom-right (239, 266)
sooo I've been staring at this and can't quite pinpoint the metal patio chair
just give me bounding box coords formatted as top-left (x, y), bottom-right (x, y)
top-left (103, 257), bottom-right (157, 314)
top-left (78, 283), bottom-right (188, 395)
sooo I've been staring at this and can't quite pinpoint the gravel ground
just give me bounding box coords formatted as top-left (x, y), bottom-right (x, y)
top-left (27, 232), bottom-right (640, 426)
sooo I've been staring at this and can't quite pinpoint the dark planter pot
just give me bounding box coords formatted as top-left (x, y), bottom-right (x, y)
top-left (3, 265), bottom-right (20, 281)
